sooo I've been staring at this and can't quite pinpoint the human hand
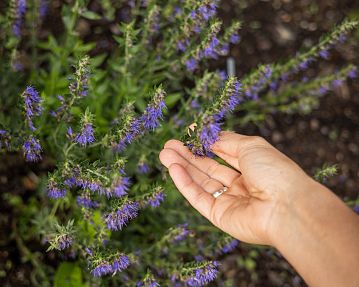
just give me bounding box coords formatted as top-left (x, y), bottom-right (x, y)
top-left (159, 131), bottom-right (314, 246)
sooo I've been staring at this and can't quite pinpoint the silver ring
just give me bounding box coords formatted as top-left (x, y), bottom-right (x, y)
top-left (212, 187), bottom-right (228, 198)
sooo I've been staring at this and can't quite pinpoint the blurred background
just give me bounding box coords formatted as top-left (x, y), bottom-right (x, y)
top-left (1, 0), bottom-right (359, 286)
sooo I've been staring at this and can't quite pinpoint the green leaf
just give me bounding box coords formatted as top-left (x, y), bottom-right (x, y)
top-left (54, 262), bottom-right (87, 287)
top-left (165, 93), bottom-right (181, 108)
top-left (81, 11), bottom-right (102, 20)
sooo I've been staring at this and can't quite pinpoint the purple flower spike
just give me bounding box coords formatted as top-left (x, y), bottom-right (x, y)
top-left (112, 255), bottom-right (130, 274)
top-left (186, 58), bottom-right (198, 72)
top-left (110, 176), bottom-right (131, 198)
top-left (91, 263), bottom-right (113, 277)
top-left (138, 161), bottom-right (150, 174)
top-left (104, 201), bottom-right (139, 231)
top-left (23, 135), bottom-right (42, 162)
top-left (199, 119), bottom-right (221, 152)
top-left (146, 190), bottom-right (165, 208)
top-left (58, 234), bottom-right (73, 250)
top-left (171, 223), bottom-right (192, 243)
top-left (22, 86), bottom-right (42, 131)
top-left (221, 239), bottom-right (239, 254)
top-left (332, 78), bottom-right (343, 88)
top-left (12, 0), bottom-right (27, 37)
top-left (39, 0), bottom-right (48, 18)
top-left (137, 277), bottom-right (160, 287)
top-left (319, 49), bottom-right (330, 59)
top-left (76, 195), bottom-right (99, 208)
top-left (230, 34), bottom-right (241, 44)
top-left (185, 261), bottom-right (219, 287)
top-left (141, 89), bottom-right (166, 130)
top-left (348, 67), bottom-right (357, 79)
top-left (74, 123), bottom-right (95, 146)
top-left (47, 181), bottom-right (67, 199)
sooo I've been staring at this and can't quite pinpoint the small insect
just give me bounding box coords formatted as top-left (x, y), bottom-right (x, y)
top-left (187, 123), bottom-right (197, 136)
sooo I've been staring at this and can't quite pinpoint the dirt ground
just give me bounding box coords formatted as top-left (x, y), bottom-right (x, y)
top-left (1, 1), bottom-right (359, 286)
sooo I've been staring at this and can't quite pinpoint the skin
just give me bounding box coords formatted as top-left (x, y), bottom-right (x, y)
top-left (159, 131), bottom-right (359, 287)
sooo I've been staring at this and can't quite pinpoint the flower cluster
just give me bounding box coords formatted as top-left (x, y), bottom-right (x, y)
top-left (76, 195), bottom-right (99, 209)
top-left (137, 273), bottom-right (160, 287)
top-left (22, 86), bottom-right (42, 131)
top-left (22, 135), bottom-right (42, 162)
top-left (141, 186), bottom-right (166, 208)
top-left (47, 180), bottom-right (67, 199)
top-left (219, 238), bottom-right (239, 254)
top-left (175, 261), bottom-right (219, 287)
top-left (137, 160), bottom-right (150, 174)
top-left (104, 200), bottom-right (139, 231)
top-left (186, 77), bottom-right (242, 156)
top-left (91, 253), bottom-right (130, 277)
top-left (68, 111), bottom-right (95, 147)
top-left (69, 56), bottom-right (90, 98)
top-left (170, 223), bottom-right (193, 244)
top-left (57, 234), bottom-right (73, 250)
top-left (12, 0), bottom-right (26, 37)
top-left (113, 87), bottom-right (166, 152)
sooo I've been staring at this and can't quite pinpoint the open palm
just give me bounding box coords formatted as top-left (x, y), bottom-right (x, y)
top-left (159, 131), bottom-right (309, 245)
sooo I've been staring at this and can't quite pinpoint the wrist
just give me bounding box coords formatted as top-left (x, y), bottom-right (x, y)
top-left (266, 175), bottom-right (323, 248)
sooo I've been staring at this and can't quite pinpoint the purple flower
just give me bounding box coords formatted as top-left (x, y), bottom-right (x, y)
top-left (332, 78), bottom-right (343, 88)
top-left (141, 91), bottom-right (166, 130)
top-left (63, 177), bottom-right (77, 188)
top-left (58, 234), bottom-right (73, 250)
top-left (171, 223), bottom-right (192, 243)
top-left (199, 118), bottom-right (221, 152)
top-left (76, 195), bottom-right (99, 208)
top-left (145, 189), bottom-right (165, 208)
top-left (79, 179), bottom-right (103, 193)
top-left (198, 2), bottom-right (217, 21)
top-left (109, 176), bottom-right (131, 198)
top-left (138, 161), bottom-right (150, 174)
top-left (112, 254), bottom-right (130, 273)
top-left (319, 86), bottom-right (328, 95)
top-left (319, 49), bottom-right (330, 59)
top-left (221, 239), bottom-right (239, 254)
top-left (91, 263), bottom-right (113, 277)
top-left (354, 206), bottom-right (359, 214)
top-left (23, 135), bottom-right (42, 162)
top-left (229, 34), bottom-right (241, 44)
top-left (184, 261), bottom-right (219, 287)
top-left (104, 201), bottom-right (139, 231)
top-left (39, 0), bottom-right (48, 18)
top-left (202, 37), bottom-right (219, 59)
top-left (191, 99), bottom-right (201, 109)
top-left (12, 61), bottom-right (24, 72)
top-left (348, 67), bottom-right (357, 79)
top-left (74, 122), bottom-right (95, 146)
top-left (269, 81), bottom-right (279, 91)
top-left (177, 40), bottom-right (189, 52)
top-left (298, 57), bottom-right (313, 71)
top-left (137, 278), bottom-right (160, 287)
top-left (186, 58), bottom-right (198, 72)
top-left (338, 34), bottom-right (347, 43)
top-left (47, 181), bottom-right (67, 199)
top-left (218, 70), bottom-right (227, 81)
top-left (12, 0), bottom-right (27, 37)
top-left (22, 86), bottom-right (42, 131)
